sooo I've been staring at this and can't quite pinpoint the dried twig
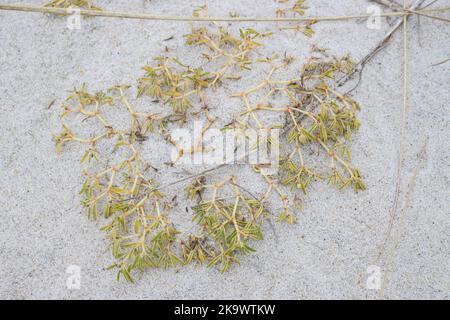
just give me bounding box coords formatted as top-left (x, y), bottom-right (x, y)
top-left (431, 57), bottom-right (450, 66)
top-left (339, 0), bottom-right (427, 92)
top-left (0, 3), bottom-right (448, 22)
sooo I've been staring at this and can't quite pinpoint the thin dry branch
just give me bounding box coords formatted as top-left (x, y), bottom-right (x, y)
top-left (431, 57), bottom-right (450, 66)
top-left (339, 0), bottom-right (427, 92)
top-left (0, 3), bottom-right (448, 22)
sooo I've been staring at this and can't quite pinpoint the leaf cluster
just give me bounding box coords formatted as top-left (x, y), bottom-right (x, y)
top-left (45, 0), bottom-right (101, 10)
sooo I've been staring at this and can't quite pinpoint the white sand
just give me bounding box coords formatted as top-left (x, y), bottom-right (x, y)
top-left (0, 0), bottom-right (448, 299)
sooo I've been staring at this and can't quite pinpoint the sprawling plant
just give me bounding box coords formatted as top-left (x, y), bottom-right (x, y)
top-left (53, 1), bottom-right (365, 282)
top-left (229, 50), bottom-right (365, 224)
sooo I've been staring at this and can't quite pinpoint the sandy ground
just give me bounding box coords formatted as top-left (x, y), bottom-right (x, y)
top-left (0, 0), bottom-right (449, 299)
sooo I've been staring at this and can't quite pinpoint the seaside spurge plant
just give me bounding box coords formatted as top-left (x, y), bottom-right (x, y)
top-left (54, 85), bottom-right (186, 281)
top-left (53, 24), bottom-right (274, 281)
top-left (230, 50), bottom-right (365, 224)
top-left (53, 83), bottom-right (269, 279)
top-left (137, 57), bottom-right (207, 113)
top-left (137, 26), bottom-right (271, 114)
top-left (53, 2), bottom-right (365, 282)
top-left (184, 26), bottom-right (272, 72)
